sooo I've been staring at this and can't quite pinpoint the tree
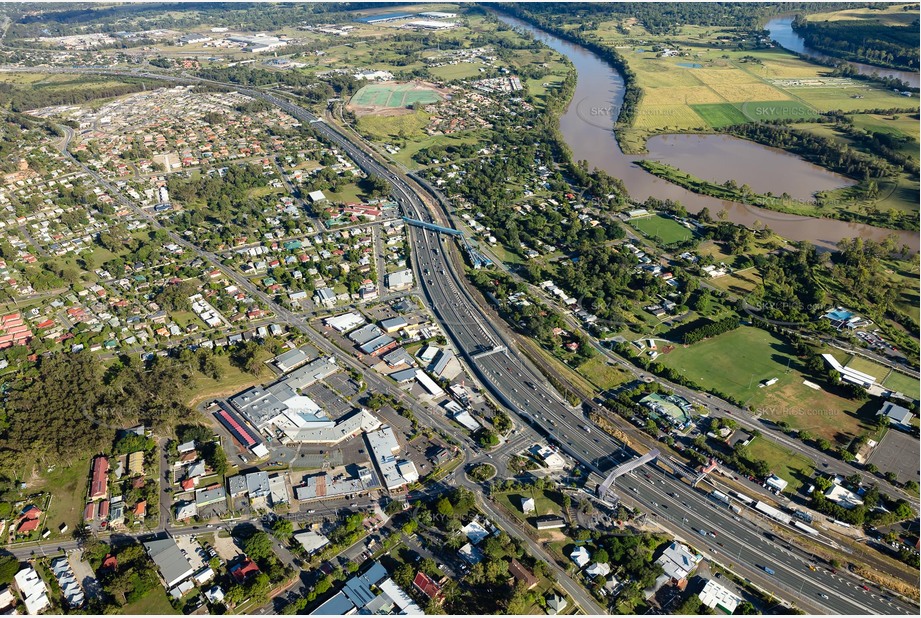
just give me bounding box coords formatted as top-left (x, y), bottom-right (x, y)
top-left (435, 497), bottom-right (454, 518)
top-left (242, 532), bottom-right (274, 562)
top-left (270, 519), bottom-right (294, 541)
top-left (0, 555), bottom-right (20, 585)
top-left (593, 548), bottom-right (609, 564)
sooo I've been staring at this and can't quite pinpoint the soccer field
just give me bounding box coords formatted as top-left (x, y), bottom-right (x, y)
top-left (351, 82), bottom-right (442, 108)
top-left (628, 214), bottom-right (693, 245)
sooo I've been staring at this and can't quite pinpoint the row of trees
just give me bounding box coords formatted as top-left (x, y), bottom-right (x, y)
top-left (682, 315), bottom-right (740, 345)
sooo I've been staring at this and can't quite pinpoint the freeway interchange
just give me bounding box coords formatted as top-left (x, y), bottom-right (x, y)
top-left (9, 66), bottom-right (917, 615)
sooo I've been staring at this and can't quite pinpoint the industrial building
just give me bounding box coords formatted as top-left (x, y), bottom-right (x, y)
top-left (366, 426), bottom-right (418, 491)
top-left (143, 537), bottom-right (195, 589)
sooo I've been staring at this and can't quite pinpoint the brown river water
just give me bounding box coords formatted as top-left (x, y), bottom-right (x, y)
top-left (497, 14), bottom-right (919, 252)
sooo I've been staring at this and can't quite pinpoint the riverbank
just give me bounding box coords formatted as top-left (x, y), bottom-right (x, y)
top-left (496, 11), bottom-right (920, 252)
top-left (637, 159), bottom-right (919, 232)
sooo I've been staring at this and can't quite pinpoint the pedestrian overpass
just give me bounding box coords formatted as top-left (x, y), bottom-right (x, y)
top-left (402, 217), bottom-right (464, 237)
top-left (597, 448), bottom-right (660, 498)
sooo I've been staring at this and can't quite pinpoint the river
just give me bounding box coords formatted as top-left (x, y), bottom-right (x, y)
top-left (496, 14), bottom-right (919, 252)
top-left (764, 16), bottom-right (919, 89)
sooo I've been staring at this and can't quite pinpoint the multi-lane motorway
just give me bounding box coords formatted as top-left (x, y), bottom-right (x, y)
top-left (260, 93), bottom-right (916, 616)
top-left (5, 66), bottom-right (917, 614)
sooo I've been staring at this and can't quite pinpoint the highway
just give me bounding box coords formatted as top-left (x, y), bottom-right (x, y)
top-left (7, 66), bottom-right (917, 614)
top-left (257, 93), bottom-right (916, 616)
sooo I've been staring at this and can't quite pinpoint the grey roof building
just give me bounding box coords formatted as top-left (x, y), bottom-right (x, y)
top-left (144, 537), bottom-right (195, 588)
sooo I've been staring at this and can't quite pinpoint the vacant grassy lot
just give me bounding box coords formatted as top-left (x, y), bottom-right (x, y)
top-left (659, 326), bottom-right (874, 443)
top-left (628, 214), bottom-right (693, 245)
top-left (706, 268), bottom-right (762, 296)
top-left (577, 356), bottom-right (633, 390)
top-left (745, 436), bottom-right (814, 492)
top-left (120, 587), bottom-right (180, 615)
top-left (356, 111), bottom-right (430, 141)
top-left (188, 355), bottom-right (267, 407)
top-left (32, 463), bottom-right (87, 541)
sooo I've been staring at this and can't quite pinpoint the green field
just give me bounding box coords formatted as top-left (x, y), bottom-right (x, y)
top-left (350, 82), bottom-right (442, 108)
top-left (691, 103), bottom-right (749, 128)
top-left (33, 463), bottom-right (88, 542)
top-left (658, 326), bottom-right (875, 442)
top-left (577, 356), bottom-right (633, 390)
top-left (356, 111), bottom-right (430, 140)
top-left (628, 214), bottom-right (693, 245)
top-left (744, 436), bottom-right (814, 492)
top-left (428, 62), bottom-right (485, 80)
top-left (120, 587), bottom-right (180, 615)
top-left (581, 16), bottom-right (919, 155)
top-left (882, 370), bottom-right (921, 401)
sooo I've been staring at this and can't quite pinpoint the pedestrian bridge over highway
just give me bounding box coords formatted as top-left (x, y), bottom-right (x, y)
top-left (402, 217), bottom-right (464, 236)
top-left (597, 448), bottom-right (660, 498)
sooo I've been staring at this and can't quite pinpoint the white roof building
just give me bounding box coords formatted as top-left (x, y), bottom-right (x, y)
top-left (656, 541), bottom-right (701, 581)
top-left (570, 546), bottom-right (590, 568)
top-left (324, 311), bottom-right (366, 333)
top-left (386, 269), bottom-right (414, 291)
top-left (521, 497), bottom-right (536, 514)
top-left (294, 530), bottom-right (331, 555)
top-left (699, 579), bottom-right (743, 614)
top-left (585, 562), bottom-right (611, 578)
top-left (824, 483), bottom-right (864, 509)
top-left (14, 567), bottom-right (51, 615)
top-left (461, 520), bottom-right (490, 545)
top-left (765, 474), bottom-right (788, 493)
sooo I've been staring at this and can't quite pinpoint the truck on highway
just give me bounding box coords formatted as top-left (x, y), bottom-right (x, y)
top-left (762, 566), bottom-right (775, 575)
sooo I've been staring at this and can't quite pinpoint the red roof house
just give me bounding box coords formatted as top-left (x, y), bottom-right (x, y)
top-left (230, 558), bottom-right (260, 583)
top-left (90, 456), bottom-right (109, 500)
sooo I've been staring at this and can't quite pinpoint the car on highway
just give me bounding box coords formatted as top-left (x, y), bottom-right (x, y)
top-left (819, 593), bottom-right (829, 600)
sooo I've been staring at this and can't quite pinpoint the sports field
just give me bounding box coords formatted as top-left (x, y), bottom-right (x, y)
top-left (350, 82), bottom-right (442, 108)
top-left (628, 214), bottom-right (693, 244)
top-left (658, 326), bottom-right (874, 442)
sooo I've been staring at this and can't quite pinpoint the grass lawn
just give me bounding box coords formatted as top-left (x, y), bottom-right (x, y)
top-left (188, 355), bottom-right (266, 407)
top-left (706, 268), bottom-right (761, 296)
top-left (323, 181), bottom-right (369, 205)
top-left (881, 369), bottom-right (921, 401)
top-left (33, 463), bottom-right (88, 542)
top-left (577, 356), bottom-right (632, 390)
top-left (120, 587), bottom-right (180, 615)
top-left (495, 488), bottom-right (567, 534)
top-left (357, 111), bottom-right (430, 141)
top-left (658, 326), bottom-right (874, 443)
top-left (628, 214), bottom-right (693, 245)
top-left (428, 62), bottom-right (485, 80)
top-left (691, 102), bottom-right (749, 128)
top-left (844, 355), bottom-right (889, 381)
top-left (744, 436), bottom-right (814, 492)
